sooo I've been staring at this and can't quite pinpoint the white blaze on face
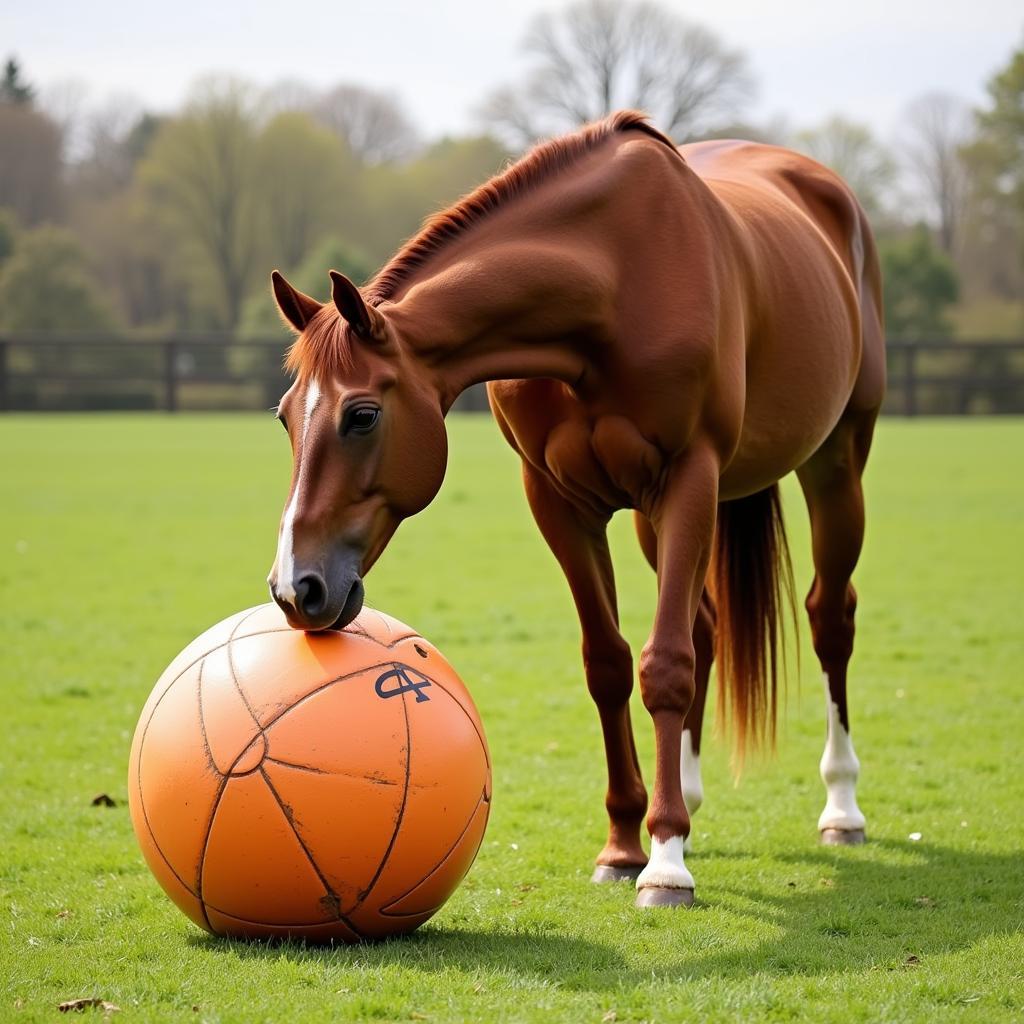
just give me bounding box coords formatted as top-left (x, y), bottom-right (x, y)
top-left (636, 835), bottom-right (695, 892)
top-left (818, 673), bottom-right (866, 832)
top-left (274, 378), bottom-right (321, 606)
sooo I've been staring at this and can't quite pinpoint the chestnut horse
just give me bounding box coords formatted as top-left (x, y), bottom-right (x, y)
top-left (267, 111), bottom-right (884, 908)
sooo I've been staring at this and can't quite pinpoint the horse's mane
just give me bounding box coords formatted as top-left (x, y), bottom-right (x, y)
top-left (286, 111), bottom-right (676, 379)
top-left (367, 110), bottom-right (675, 304)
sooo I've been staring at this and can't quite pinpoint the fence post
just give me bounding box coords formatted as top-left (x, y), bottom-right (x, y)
top-left (905, 343), bottom-right (917, 417)
top-left (0, 339), bottom-right (7, 412)
top-left (164, 340), bottom-right (178, 412)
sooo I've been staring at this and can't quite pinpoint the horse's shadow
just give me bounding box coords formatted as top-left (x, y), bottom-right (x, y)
top-left (191, 839), bottom-right (1020, 992)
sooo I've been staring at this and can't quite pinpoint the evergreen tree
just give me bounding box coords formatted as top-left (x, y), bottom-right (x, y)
top-left (1, 57), bottom-right (34, 105)
top-left (879, 225), bottom-right (959, 338)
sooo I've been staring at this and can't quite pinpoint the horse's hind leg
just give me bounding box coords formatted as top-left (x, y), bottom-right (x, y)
top-left (635, 511), bottom-right (713, 850)
top-left (523, 466), bottom-right (649, 880)
top-left (684, 591), bottom-right (715, 843)
top-left (796, 409), bottom-right (878, 845)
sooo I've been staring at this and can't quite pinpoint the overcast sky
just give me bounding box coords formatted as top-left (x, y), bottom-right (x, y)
top-left (5, 0), bottom-right (1022, 139)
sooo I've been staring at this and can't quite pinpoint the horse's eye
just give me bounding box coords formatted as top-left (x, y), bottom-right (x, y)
top-left (277, 413), bottom-right (288, 432)
top-left (343, 405), bottom-right (381, 435)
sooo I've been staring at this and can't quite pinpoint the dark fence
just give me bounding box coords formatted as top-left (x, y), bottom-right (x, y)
top-left (1, 334), bottom-right (1023, 415)
top-left (883, 340), bottom-right (1024, 415)
top-left (0, 334), bottom-right (293, 414)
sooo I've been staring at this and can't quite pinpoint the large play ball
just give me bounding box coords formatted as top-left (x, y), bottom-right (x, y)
top-left (128, 603), bottom-right (491, 943)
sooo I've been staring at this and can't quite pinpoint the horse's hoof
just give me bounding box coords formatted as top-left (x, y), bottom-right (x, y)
top-left (635, 886), bottom-right (695, 909)
top-left (591, 864), bottom-right (643, 883)
top-left (820, 827), bottom-right (866, 846)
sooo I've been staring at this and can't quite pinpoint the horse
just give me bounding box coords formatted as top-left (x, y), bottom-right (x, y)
top-left (266, 110), bottom-right (885, 909)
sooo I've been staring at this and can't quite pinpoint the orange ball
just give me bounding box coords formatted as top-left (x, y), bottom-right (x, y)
top-left (128, 603), bottom-right (491, 943)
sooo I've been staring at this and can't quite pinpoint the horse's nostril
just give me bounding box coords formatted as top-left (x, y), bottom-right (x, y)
top-left (295, 574), bottom-right (328, 618)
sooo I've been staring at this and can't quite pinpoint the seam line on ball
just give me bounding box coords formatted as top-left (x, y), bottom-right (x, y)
top-left (256, 766), bottom-right (365, 939)
top-left (379, 795), bottom-right (489, 916)
top-left (355, 680), bottom-right (413, 909)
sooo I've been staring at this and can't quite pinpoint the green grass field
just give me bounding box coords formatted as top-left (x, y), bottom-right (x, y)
top-left (2, 414), bottom-right (1022, 1023)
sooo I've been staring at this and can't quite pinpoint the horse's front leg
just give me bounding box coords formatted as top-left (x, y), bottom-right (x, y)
top-left (522, 466), bottom-right (649, 880)
top-left (635, 447), bottom-right (719, 908)
top-left (635, 511), bottom-right (715, 852)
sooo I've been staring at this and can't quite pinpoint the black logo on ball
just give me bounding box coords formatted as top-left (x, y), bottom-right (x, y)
top-left (375, 664), bottom-right (432, 703)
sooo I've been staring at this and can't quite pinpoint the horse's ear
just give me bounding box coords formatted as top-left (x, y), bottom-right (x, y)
top-left (329, 270), bottom-right (385, 342)
top-left (271, 270), bottom-right (321, 333)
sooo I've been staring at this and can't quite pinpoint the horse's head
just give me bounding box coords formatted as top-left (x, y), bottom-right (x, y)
top-left (267, 270), bottom-right (447, 631)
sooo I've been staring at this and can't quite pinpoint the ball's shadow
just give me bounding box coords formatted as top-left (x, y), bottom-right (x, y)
top-left (188, 922), bottom-right (626, 982)
top-left (188, 838), bottom-right (1021, 992)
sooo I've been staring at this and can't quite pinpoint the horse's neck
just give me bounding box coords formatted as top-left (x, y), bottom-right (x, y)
top-left (383, 143), bottom-right (736, 411)
top-left (385, 242), bottom-right (604, 409)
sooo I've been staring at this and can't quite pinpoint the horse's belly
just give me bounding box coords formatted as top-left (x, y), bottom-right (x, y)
top-left (719, 330), bottom-right (861, 499)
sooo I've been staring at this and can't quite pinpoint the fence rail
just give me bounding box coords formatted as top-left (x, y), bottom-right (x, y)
top-left (1, 334), bottom-right (1023, 415)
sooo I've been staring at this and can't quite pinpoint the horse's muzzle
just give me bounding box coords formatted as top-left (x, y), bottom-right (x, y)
top-left (330, 575), bottom-right (365, 630)
top-left (270, 547), bottom-right (364, 632)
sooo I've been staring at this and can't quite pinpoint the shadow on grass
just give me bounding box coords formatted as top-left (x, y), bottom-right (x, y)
top-left (188, 839), bottom-right (1021, 992)
top-left (188, 923), bottom-right (629, 980)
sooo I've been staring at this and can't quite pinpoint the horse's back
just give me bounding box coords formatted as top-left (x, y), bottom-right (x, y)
top-left (682, 140), bottom-right (863, 281)
top-left (682, 138), bottom-right (885, 417)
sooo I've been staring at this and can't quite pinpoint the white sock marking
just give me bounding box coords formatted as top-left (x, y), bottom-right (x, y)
top-left (681, 727), bottom-right (703, 853)
top-left (275, 379), bottom-right (321, 605)
top-left (818, 674), bottom-right (866, 832)
top-left (636, 835), bottom-right (695, 891)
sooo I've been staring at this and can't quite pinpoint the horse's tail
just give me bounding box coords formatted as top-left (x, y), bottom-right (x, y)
top-left (711, 484), bottom-right (797, 770)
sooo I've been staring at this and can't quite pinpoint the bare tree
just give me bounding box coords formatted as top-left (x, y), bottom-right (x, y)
top-left (314, 84), bottom-right (419, 164)
top-left (40, 78), bottom-right (91, 161)
top-left (69, 94), bottom-right (151, 198)
top-left (479, 0), bottom-right (754, 148)
top-left (902, 92), bottom-right (973, 254)
top-left (140, 77), bottom-right (262, 331)
top-left (261, 78), bottom-right (319, 120)
top-left (478, 87), bottom-right (542, 153)
top-left (0, 103), bottom-right (64, 224)
top-left (792, 116), bottom-right (898, 225)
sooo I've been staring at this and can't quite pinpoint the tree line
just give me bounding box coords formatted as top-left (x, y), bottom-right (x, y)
top-left (1, 0), bottom-right (1022, 342)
